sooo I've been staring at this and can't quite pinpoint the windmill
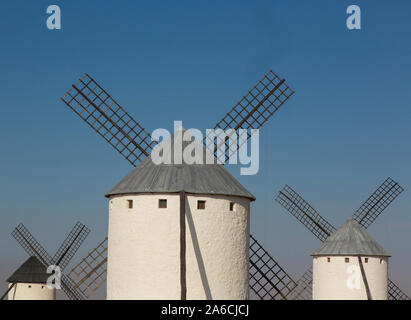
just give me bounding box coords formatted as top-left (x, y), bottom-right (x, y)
top-left (275, 177), bottom-right (410, 300)
top-left (60, 71), bottom-right (298, 299)
top-left (3, 256), bottom-right (54, 300)
top-left (311, 217), bottom-right (391, 300)
top-left (2, 222), bottom-right (91, 300)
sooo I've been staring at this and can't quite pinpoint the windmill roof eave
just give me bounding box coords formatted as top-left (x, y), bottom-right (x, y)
top-left (311, 253), bottom-right (392, 258)
top-left (106, 190), bottom-right (255, 201)
top-left (105, 164), bottom-right (256, 201)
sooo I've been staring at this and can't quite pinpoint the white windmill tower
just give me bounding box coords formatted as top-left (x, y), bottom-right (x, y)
top-left (60, 71), bottom-right (302, 300)
top-left (311, 218), bottom-right (390, 300)
top-left (5, 256), bottom-right (55, 300)
top-left (105, 129), bottom-right (255, 299)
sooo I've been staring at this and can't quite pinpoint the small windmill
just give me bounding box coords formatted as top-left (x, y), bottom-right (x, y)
top-left (2, 222), bottom-right (91, 300)
top-left (3, 256), bottom-right (53, 300)
top-left (60, 71), bottom-right (299, 299)
top-left (275, 177), bottom-right (410, 300)
top-left (311, 217), bottom-right (391, 300)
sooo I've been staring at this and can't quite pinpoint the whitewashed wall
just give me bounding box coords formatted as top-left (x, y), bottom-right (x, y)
top-left (7, 283), bottom-right (55, 300)
top-left (312, 256), bottom-right (388, 300)
top-left (107, 193), bottom-right (250, 300)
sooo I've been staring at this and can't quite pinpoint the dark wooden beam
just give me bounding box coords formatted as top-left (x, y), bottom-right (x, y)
top-left (180, 191), bottom-right (187, 300)
top-left (358, 256), bottom-right (372, 300)
top-left (1, 282), bottom-right (16, 300)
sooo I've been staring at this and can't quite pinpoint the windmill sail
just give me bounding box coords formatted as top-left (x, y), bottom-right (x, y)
top-left (67, 237), bottom-right (108, 299)
top-left (352, 177), bottom-right (404, 229)
top-left (205, 70), bottom-right (294, 162)
top-left (249, 235), bottom-right (297, 300)
top-left (12, 223), bottom-right (54, 265)
top-left (61, 73), bottom-right (155, 166)
top-left (289, 267), bottom-right (313, 300)
top-left (53, 222), bottom-right (91, 271)
top-left (388, 279), bottom-right (411, 300)
top-left (275, 185), bottom-right (336, 242)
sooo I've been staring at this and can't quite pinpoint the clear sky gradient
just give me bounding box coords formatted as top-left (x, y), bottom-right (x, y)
top-left (0, 1), bottom-right (410, 299)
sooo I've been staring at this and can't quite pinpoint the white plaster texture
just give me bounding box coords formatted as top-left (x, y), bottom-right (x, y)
top-left (312, 256), bottom-right (388, 300)
top-left (7, 282), bottom-right (55, 300)
top-left (107, 193), bottom-right (250, 300)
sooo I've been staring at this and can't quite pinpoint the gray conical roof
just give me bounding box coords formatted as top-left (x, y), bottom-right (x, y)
top-left (105, 129), bottom-right (255, 200)
top-left (7, 256), bottom-right (49, 284)
top-left (311, 218), bottom-right (390, 257)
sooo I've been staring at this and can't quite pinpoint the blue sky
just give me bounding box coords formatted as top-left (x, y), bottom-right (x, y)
top-left (0, 1), bottom-right (410, 299)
